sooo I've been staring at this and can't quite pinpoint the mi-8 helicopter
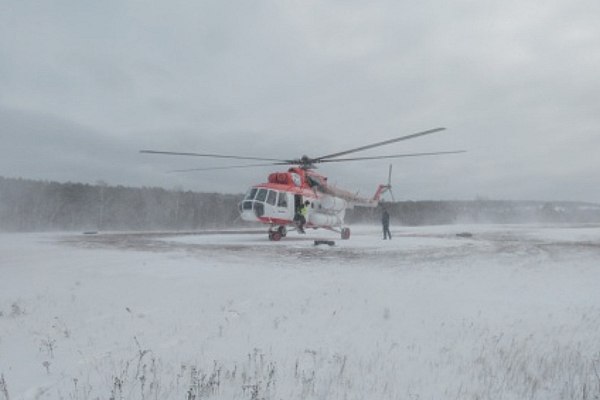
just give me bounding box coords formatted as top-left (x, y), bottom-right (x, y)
top-left (141, 127), bottom-right (463, 241)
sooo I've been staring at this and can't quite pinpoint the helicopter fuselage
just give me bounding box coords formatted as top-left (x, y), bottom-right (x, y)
top-left (239, 167), bottom-right (384, 240)
top-left (239, 183), bottom-right (346, 228)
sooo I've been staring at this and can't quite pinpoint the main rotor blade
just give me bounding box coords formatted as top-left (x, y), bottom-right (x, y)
top-left (167, 162), bottom-right (291, 173)
top-left (317, 150), bottom-right (466, 163)
top-left (315, 127), bottom-right (446, 161)
top-left (140, 150), bottom-right (288, 163)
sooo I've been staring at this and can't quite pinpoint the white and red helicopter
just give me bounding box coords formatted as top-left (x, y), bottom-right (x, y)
top-left (141, 127), bottom-right (463, 241)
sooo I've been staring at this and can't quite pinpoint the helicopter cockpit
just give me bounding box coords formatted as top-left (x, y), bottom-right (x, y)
top-left (239, 187), bottom-right (292, 221)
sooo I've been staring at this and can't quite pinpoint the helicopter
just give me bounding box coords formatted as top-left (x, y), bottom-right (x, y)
top-left (141, 127), bottom-right (464, 241)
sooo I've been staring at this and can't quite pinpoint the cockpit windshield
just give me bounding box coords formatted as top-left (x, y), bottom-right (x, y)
top-left (255, 188), bottom-right (268, 202)
top-left (244, 188), bottom-right (258, 200)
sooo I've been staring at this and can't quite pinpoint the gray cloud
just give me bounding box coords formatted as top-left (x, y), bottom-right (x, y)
top-left (1, 0), bottom-right (599, 201)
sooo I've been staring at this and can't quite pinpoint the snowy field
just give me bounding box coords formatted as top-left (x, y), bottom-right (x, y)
top-left (1, 224), bottom-right (600, 399)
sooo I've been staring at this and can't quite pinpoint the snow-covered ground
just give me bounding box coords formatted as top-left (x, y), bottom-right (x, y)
top-left (1, 224), bottom-right (600, 399)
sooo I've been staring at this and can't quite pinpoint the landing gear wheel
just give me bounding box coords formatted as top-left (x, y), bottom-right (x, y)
top-left (269, 231), bottom-right (282, 241)
top-left (277, 226), bottom-right (287, 237)
top-left (341, 227), bottom-right (351, 240)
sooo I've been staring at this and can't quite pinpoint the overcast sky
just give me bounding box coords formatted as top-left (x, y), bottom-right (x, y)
top-left (1, 0), bottom-right (599, 202)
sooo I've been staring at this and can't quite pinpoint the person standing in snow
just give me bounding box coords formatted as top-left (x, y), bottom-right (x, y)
top-left (382, 207), bottom-right (392, 240)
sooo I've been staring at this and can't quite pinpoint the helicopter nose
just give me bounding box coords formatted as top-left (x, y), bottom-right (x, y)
top-left (240, 209), bottom-right (259, 222)
top-left (239, 201), bottom-right (260, 222)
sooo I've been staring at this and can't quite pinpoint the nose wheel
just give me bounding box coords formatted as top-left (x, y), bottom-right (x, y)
top-left (268, 226), bottom-right (287, 241)
top-left (269, 231), bottom-right (282, 241)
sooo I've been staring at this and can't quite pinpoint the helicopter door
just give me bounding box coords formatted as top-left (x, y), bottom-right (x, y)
top-left (294, 194), bottom-right (303, 218)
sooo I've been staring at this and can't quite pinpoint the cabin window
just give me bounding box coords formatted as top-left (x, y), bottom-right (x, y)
top-left (277, 192), bottom-right (288, 208)
top-left (244, 188), bottom-right (258, 200)
top-left (253, 202), bottom-right (265, 217)
top-left (266, 190), bottom-right (277, 205)
top-left (255, 188), bottom-right (268, 202)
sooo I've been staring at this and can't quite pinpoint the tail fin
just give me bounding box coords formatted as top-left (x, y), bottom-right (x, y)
top-left (372, 164), bottom-right (394, 202)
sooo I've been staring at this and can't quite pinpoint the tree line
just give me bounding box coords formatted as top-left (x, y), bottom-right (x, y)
top-left (1, 176), bottom-right (599, 232)
top-left (347, 199), bottom-right (600, 226)
top-left (0, 177), bottom-right (241, 231)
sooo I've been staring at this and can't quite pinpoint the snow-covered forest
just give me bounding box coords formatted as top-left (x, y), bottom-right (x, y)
top-left (2, 176), bottom-right (600, 232)
top-left (0, 177), bottom-right (241, 231)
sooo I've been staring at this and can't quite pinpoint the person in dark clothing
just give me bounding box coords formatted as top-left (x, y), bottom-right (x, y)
top-left (382, 208), bottom-right (392, 240)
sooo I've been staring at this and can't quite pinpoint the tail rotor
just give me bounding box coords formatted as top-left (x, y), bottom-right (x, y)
top-left (379, 164), bottom-right (396, 203)
top-left (387, 164), bottom-right (396, 202)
